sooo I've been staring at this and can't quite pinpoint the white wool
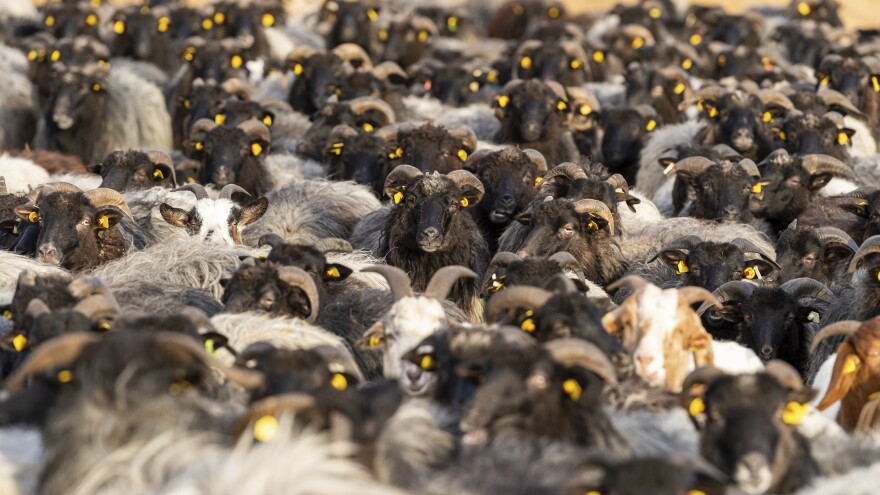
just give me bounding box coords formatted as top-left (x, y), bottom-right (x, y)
top-left (844, 115), bottom-right (877, 157)
top-left (381, 297), bottom-right (447, 380)
top-left (810, 354), bottom-right (841, 421)
top-left (0, 426), bottom-right (43, 495)
top-left (47, 172), bottom-right (103, 191)
top-left (633, 285), bottom-right (678, 386)
top-left (707, 341), bottom-right (766, 374)
top-left (0, 251), bottom-right (67, 304)
top-left (0, 154), bottom-right (49, 193)
top-left (818, 177), bottom-right (859, 197)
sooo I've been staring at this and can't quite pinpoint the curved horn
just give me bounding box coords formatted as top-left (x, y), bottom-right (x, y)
top-left (383, 164), bottom-right (423, 198)
top-left (5, 332), bottom-right (101, 392)
top-left (678, 85), bottom-right (729, 111)
top-left (424, 265), bottom-right (478, 301)
top-left (328, 124), bottom-right (359, 141)
top-left (462, 149), bottom-right (493, 170)
top-left (234, 392), bottom-right (317, 439)
top-left (219, 184), bottom-right (250, 200)
top-left (729, 238), bottom-right (777, 263)
top-left (682, 365), bottom-right (725, 393)
top-left (799, 154), bottom-right (854, 179)
top-left (605, 173), bottom-right (629, 190)
top-left (678, 286), bottom-right (723, 308)
top-left (447, 170), bottom-right (485, 199)
top-left (542, 163), bottom-right (587, 184)
top-left (220, 78), bottom-right (253, 100)
top-left (348, 97), bottom-right (396, 124)
top-left (647, 235), bottom-right (703, 263)
top-left (548, 251), bottom-right (582, 270)
top-left (275, 266), bottom-right (320, 323)
top-left (313, 345), bottom-right (364, 383)
top-left (696, 281), bottom-right (757, 316)
top-left (739, 159), bottom-right (761, 179)
top-left (572, 199), bottom-right (615, 235)
top-left (67, 276), bottom-right (113, 299)
top-left (606, 275), bottom-right (651, 294)
top-left (258, 233), bottom-right (285, 249)
top-left (83, 188), bottom-right (133, 219)
top-left (488, 251), bottom-right (523, 267)
top-left (236, 119), bottom-right (271, 143)
top-left (544, 273), bottom-right (578, 294)
top-left (809, 320), bottom-right (861, 353)
top-left (332, 43), bottom-right (373, 69)
top-left (620, 24), bottom-right (655, 45)
top-left (372, 61), bottom-right (408, 82)
top-left (485, 286), bottom-right (552, 322)
top-left (756, 89), bottom-right (794, 111)
top-left (145, 150), bottom-right (177, 186)
top-left (818, 87), bottom-right (867, 118)
top-left (779, 278), bottom-right (834, 304)
top-left (25, 298), bottom-right (51, 319)
top-left (672, 156), bottom-right (716, 177)
top-left (362, 265), bottom-right (414, 301)
top-left (72, 293), bottom-right (121, 320)
top-left (446, 125), bottom-right (477, 151)
top-left (848, 236), bottom-right (880, 275)
top-left (522, 148), bottom-right (548, 172)
top-left (190, 118), bottom-right (218, 137)
top-left (173, 183), bottom-right (209, 200)
top-left (544, 338), bottom-right (618, 385)
top-left (764, 360), bottom-right (806, 391)
top-left (813, 227), bottom-right (859, 254)
top-left (313, 238), bottom-right (353, 254)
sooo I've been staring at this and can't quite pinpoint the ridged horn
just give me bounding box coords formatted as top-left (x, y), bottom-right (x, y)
top-left (799, 154), bottom-right (854, 179)
top-left (219, 184), bottom-right (250, 200)
top-left (362, 265), bottom-right (414, 301)
top-left (83, 188), bottom-right (133, 219)
top-left (809, 320), bottom-right (860, 353)
top-left (544, 338), bottom-right (618, 385)
top-left (275, 266), bottom-right (320, 323)
top-left (848, 236), bottom-right (880, 274)
top-left (5, 332), bottom-right (101, 392)
top-left (572, 199), bottom-right (614, 235)
top-left (485, 286), bottom-right (552, 322)
top-left (813, 227), bottom-right (858, 254)
top-left (424, 265), bottom-right (478, 301)
top-left (696, 281), bottom-right (757, 316)
top-left (174, 183), bottom-right (209, 200)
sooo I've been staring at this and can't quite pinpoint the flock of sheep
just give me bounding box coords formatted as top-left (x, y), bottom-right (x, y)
top-left (1, 0), bottom-right (880, 493)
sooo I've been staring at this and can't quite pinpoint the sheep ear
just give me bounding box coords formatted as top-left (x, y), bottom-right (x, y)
top-left (94, 207), bottom-right (123, 229)
top-left (816, 341), bottom-right (861, 411)
top-left (236, 197), bottom-right (269, 227)
top-left (159, 203), bottom-right (190, 227)
top-left (14, 205), bottom-right (35, 222)
top-left (657, 249), bottom-right (689, 272)
top-left (199, 332), bottom-right (231, 356)
top-left (356, 321), bottom-right (385, 349)
top-left (807, 172), bottom-right (833, 191)
top-left (0, 330), bottom-right (27, 352)
top-left (321, 263), bottom-right (352, 281)
top-left (839, 202), bottom-right (870, 218)
top-left (514, 212), bottom-right (531, 225)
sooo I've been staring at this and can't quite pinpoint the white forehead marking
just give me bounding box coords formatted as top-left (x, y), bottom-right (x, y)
top-left (194, 198), bottom-right (236, 245)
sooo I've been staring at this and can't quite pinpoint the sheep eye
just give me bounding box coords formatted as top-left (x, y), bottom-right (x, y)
top-left (527, 372), bottom-right (549, 390)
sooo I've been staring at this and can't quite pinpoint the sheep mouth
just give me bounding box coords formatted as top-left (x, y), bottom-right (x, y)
top-left (461, 428), bottom-right (487, 446)
top-left (489, 210), bottom-right (514, 223)
top-left (53, 114), bottom-right (75, 131)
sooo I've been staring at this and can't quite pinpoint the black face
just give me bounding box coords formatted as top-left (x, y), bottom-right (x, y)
top-left (394, 175), bottom-right (470, 253)
top-left (216, 100), bottom-right (275, 130)
top-left (385, 123), bottom-right (471, 175)
top-left (42, 5), bottom-right (100, 40)
top-left (47, 69), bottom-right (108, 133)
top-left (780, 113), bottom-right (850, 161)
top-left (482, 257), bottom-right (564, 296)
top-left (324, 131), bottom-right (386, 193)
top-left (679, 163), bottom-right (755, 222)
top-left (534, 294), bottom-right (621, 354)
top-left (468, 149), bottom-right (538, 226)
top-left (713, 93), bottom-right (762, 155)
top-left (775, 229), bottom-right (852, 285)
top-left (288, 53), bottom-right (346, 115)
top-left (379, 19), bottom-right (434, 69)
top-left (657, 242), bottom-right (776, 293)
top-left (736, 290), bottom-right (801, 362)
top-left (817, 56), bottom-right (868, 108)
top-left (601, 108), bottom-right (656, 179)
top-left (235, 345), bottom-right (352, 400)
top-left (191, 126), bottom-right (267, 191)
top-left (514, 43), bottom-right (589, 86)
top-left (91, 151), bottom-right (175, 192)
top-left (0, 194), bottom-right (28, 252)
top-left (752, 163), bottom-right (828, 227)
top-left (222, 261), bottom-right (313, 318)
top-left (324, 0), bottom-right (378, 51)
top-left (497, 80), bottom-right (569, 144)
top-left (109, 11), bottom-right (168, 61)
top-left (184, 42), bottom-right (241, 84)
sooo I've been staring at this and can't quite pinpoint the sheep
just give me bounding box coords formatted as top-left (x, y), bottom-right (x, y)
top-left (695, 278), bottom-right (834, 380)
top-left (510, 38), bottom-right (592, 86)
top-left (820, 236), bottom-right (880, 326)
top-left (353, 165), bottom-right (489, 320)
top-left (481, 251), bottom-right (606, 298)
top-left (809, 317), bottom-right (880, 433)
top-left (600, 104), bottom-right (661, 183)
top-left (159, 183), bottom-right (268, 246)
top-left (107, 5), bottom-right (177, 75)
top-left (380, 121), bottom-right (478, 176)
top-left (493, 78), bottom-right (580, 165)
top-left (602, 276), bottom-right (765, 391)
top-left (0, 58), bottom-right (36, 152)
top-left (89, 150), bottom-right (177, 192)
top-left (487, 0), bottom-right (566, 40)
top-left (34, 63), bottom-right (172, 164)
top-left (297, 96), bottom-right (397, 162)
top-left (185, 119), bottom-right (274, 196)
top-left (775, 225), bottom-right (858, 286)
top-left (815, 53), bottom-right (880, 141)
top-left (378, 15), bottom-right (439, 69)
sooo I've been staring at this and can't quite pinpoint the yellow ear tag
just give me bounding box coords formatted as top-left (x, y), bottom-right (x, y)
top-left (681, 58), bottom-right (693, 70)
top-left (331, 373), bottom-right (348, 390)
top-left (649, 7), bottom-right (662, 19)
top-left (27, 50), bottom-right (37, 61)
top-left (447, 16), bottom-right (458, 32)
top-left (57, 370), bottom-right (73, 383)
top-left (513, 4), bottom-right (524, 16)
top-left (717, 55), bottom-right (727, 66)
top-left (99, 322), bottom-right (110, 331)
top-left (378, 29), bottom-right (388, 41)
top-left (752, 182), bottom-right (762, 194)
top-left (45, 15), bottom-right (55, 27)
top-left (329, 143), bottom-right (343, 155)
top-left (744, 267), bottom-right (756, 279)
top-left (262, 13), bottom-right (276, 27)
top-left (195, 141), bottom-right (204, 151)
top-left (214, 113), bottom-right (226, 125)
top-left (368, 335), bottom-right (382, 347)
top-left (631, 37), bottom-right (644, 49)
top-left (187, 177), bottom-right (196, 183)
top-left (521, 318), bottom-right (536, 333)
top-left (593, 51), bottom-right (605, 63)
top-left (676, 260), bottom-right (689, 274)
top-left (153, 169), bottom-right (165, 179)
top-left (820, 76), bottom-right (830, 86)
top-left (86, 14), bottom-right (97, 26)
top-left (362, 122), bottom-right (374, 132)
top-left (469, 81), bottom-right (480, 93)
top-left (674, 82), bottom-right (686, 95)
top-left (214, 13), bottom-right (225, 25)
top-left (557, 100), bottom-right (568, 111)
top-left (487, 70), bottom-right (499, 83)
top-left (520, 56), bottom-right (532, 69)
top-left (420, 355), bottom-right (435, 370)
top-left (325, 266), bottom-right (340, 278)
top-left (779, 130), bottom-right (787, 141)
top-left (534, 176), bottom-right (544, 186)
top-left (251, 143), bottom-right (263, 156)
top-left (92, 83), bottom-right (102, 92)
top-left (263, 115), bottom-right (273, 126)
top-left (842, 355), bottom-right (858, 374)
top-left (418, 30), bottom-right (429, 43)
top-left (28, 211), bottom-right (39, 223)
top-left (587, 220), bottom-right (599, 231)
top-left (2, 310), bottom-right (12, 320)
top-left (709, 107), bottom-right (719, 118)
top-left (204, 338), bottom-right (217, 356)
top-left (688, 397), bottom-right (705, 416)
top-left (393, 191), bottom-right (404, 204)
top-left (548, 6), bottom-right (561, 18)
top-left (12, 334), bottom-right (27, 352)
top-left (869, 391), bottom-right (880, 400)
top-left (497, 95), bottom-right (510, 108)
top-left (872, 76), bottom-right (880, 93)
top-left (798, 2), bottom-right (811, 16)
top-left (113, 20), bottom-right (125, 34)
top-left (231, 55), bottom-right (243, 69)
top-left (184, 52), bottom-right (194, 62)
top-left (762, 111), bottom-right (773, 123)
top-left (688, 490), bottom-right (707, 495)
top-left (570, 59), bottom-right (582, 70)
top-left (579, 104), bottom-right (592, 116)
top-left (838, 132), bottom-right (850, 146)
top-left (646, 119), bottom-right (657, 132)
top-left (253, 415), bottom-right (279, 442)
top-left (202, 18), bottom-right (213, 30)
top-left (367, 9), bottom-right (379, 21)
top-left (459, 197), bottom-right (469, 208)
top-left (293, 63), bottom-right (303, 75)
top-left (91, 0), bottom-right (101, 6)
top-left (140, 5), bottom-right (150, 14)
top-left (389, 147), bottom-right (404, 159)
top-left (783, 401), bottom-right (809, 425)
top-left (457, 149), bottom-right (468, 161)
top-left (158, 17), bottom-right (170, 32)
top-left (49, 50), bottom-right (60, 62)
top-left (98, 215), bottom-right (109, 229)
top-left (562, 379), bottom-right (582, 401)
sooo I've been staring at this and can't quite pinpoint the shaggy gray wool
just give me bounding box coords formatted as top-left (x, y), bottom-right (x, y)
top-left (635, 121), bottom-right (704, 198)
top-left (0, 251), bottom-right (67, 304)
top-left (0, 426), bottom-right (42, 495)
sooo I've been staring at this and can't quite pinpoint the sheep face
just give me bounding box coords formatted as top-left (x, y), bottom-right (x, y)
top-left (109, 8), bottom-right (168, 61)
top-left (385, 123), bottom-right (474, 175)
top-left (652, 241), bottom-right (777, 293)
top-left (678, 162), bottom-right (757, 222)
top-left (601, 107), bottom-right (658, 180)
top-left (752, 153), bottom-right (840, 228)
top-left (816, 55), bottom-right (870, 109)
top-left (187, 120), bottom-right (272, 196)
top-left (707, 92), bottom-right (764, 156)
top-left (287, 52), bottom-right (347, 115)
top-left (379, 17), bottom-right (436, 69)
top-left (91, 151), bottom-right (176, 192)
top-left (324, 127), bottom-right (387, 192)
top-left (215, 100), bottom-right (276, 130)
top-left (371, 296), bottom-right (446, 385)
top-left (182, 40), bottom-right (243, 86)
top-left (534, 294), bottom-right (620, 353)
top-left (221, 261), bottom-right (314, 319)
top-left (0, 194), bottom-right (27, 251)
top-left (775, 229), bottom-right (853, 285)
top-left (235, 344), bottom-right (359, 401)
top-left (779, 111), bottom-right (852, 161)
top-left (41, 4), bottom-right (100, 40)
top-left (495, 79), bottom-right (569, 144)
top-left (160, 197), bottom-right (268, 245)
top-left (466, 148), bottom-right (541, 227)
top-left (47, 66), bottom-right (108, 132)
top-left (15, 191), bottom-right (129, 271)
top-left (323, 0), bottom-right (379, 53)
top-left (513, 40), bottom-right (591, 87)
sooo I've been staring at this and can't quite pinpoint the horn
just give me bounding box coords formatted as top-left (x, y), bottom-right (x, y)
top-left (17, 270), bottom-right (37, 288)
top-left (383, 165), bottom-right (423, 198)
top-left (545, 80), bottom-right (569, 102)
top-left (286, 45), bottom-right (316, 64)
top-left (236, 341), bottom-right (277, 365)
top-left (522, 149), bottom-right (548, 172)
top-left (236, 119), bottom-right (271, 143)
top-left (672, 156), bottom-right (716, 177)
top-left (362, 265), bottom-right (414, 301)
top-left (606, 275), bottom-right (650, 294)
top-left (682, 365), bottom-right (725, 393)
top-left (605, 173), bottom-right (629, 190)
top-left (72, 293), bottom-right (120, 320)
top-left (423, 265), bottom-right (478, 301)
top-left (446, 125), bottom-right (477, 151)
top-left (485, 286), bottom-right (552, 322)
top-left (145, 151), bottom-right (177, 186)
top-left (544, 338), bottom-right (618, 385)
top-left (462, 149), bottom-right (493, 170)
top-left (313, 345), bottom-right (364, 383)
top-left (848, 236), bottom-right (880, 275)
top-left (840, 186), bottom-right (879, 200)
top-left (220, 78), bottom-right (253, 100)
top-left (739, 158), bottom-right (760, 179)
top-left (544, 273), bottom-right (577, 294)
top-left (153, 332), bottom-right (263, 389)
top-left (764, 360), bottom-right (806, 391)
top-left (712, 144), bottom-right (741, 159)
top-left (810, 320), bottom-right (861, 353)
top-left (678, 286), bottom-right (723, 308)
top-left (779, 278), bottom-right (833, 302)
top-left (696, 281), bottom-right (757, 316)
top-left (572, 199), bottom-right (615, 235)
top-left (823, 111), bottom-right (845, 127)
top-left (258, 233), bottom-right (285, 249)
top-left (800, 154), bottom-right (854, 179)
top-left (5, 332), bottom-right (101, 392)
top-left (542, 163), bottom-right (587, 184)
top-left (313, 238), bottom-right (353, 254)
top-left (173, 183), bottom-right (209, 200)
top-left (234, 392), bottom-right (317, 439)
top-left (372, 61), bottom-right (408, 82)
top-left (646, 235), bottom-right (703, 263)
top-left (756, 89), bottom-right (794, 110)
top-left (190, 118), bottom-right (218, 136)
top-left (275, 266), bottom-right (320, 324)
top-left (25, 298), bottom-right (51, 319)
top-left (620, 24), bottom-right (655, 45)
top-left (67, 276), bottom-right (113, 299)
top-left (813, 227), bottom-right (859, 254)
top-left (219, 184), bottom-right (250, 200)
top-left (447, 170), bottom-right (485, 197)
top-left (678, 85), bottom-right (729, 111)
top-left (83, 188), bottom-right (134, 219)
top-left (348, 97), bottom-right (396, 124)
top-left (328, 124), bottom-right (359, 141)
top-left (548, 251), bottom-right (581, 270)
top-left (729, 238), bottom-right (776, 263)
top-left (818, 87), bottom-right (867, 118)
top-left (488, 251), bottom-right (523, 267)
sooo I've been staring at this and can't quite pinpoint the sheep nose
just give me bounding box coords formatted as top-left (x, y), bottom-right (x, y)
top-left (497, 194), bottom-right (516, 209)
top-left (406, 367), bottom-right (423, 382)
top-left (760, 346), bottom-right (774, 359)
top-left (37, 244), bottom-right (60, 264)
top-left (723, 206), bottom-right (740, 218)
top-left (421, 227), bottom-right (440, 241)
top-left (637, 355), bottom-right (653, 368)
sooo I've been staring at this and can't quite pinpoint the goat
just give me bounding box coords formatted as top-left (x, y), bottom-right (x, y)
top-left (159, 183), bottom-right (268, 246)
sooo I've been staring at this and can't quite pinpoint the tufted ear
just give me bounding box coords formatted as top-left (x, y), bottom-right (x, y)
top-left (160, 203), bottom-right (190, 227)
top-left (236, 197), bottom-right (269, 227)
